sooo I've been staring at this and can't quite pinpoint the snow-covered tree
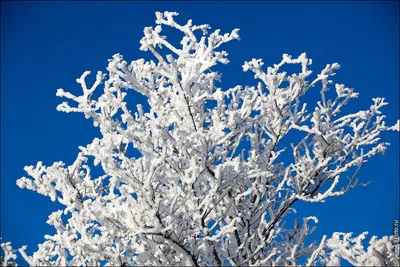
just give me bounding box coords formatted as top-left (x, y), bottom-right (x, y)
top-left (1, 11), bottom-right (399, 266)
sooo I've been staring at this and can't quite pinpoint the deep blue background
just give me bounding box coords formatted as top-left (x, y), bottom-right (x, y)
top-left (1, 1), bottom-right (399, 265)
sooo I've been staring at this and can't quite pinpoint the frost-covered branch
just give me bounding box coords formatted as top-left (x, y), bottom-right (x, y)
top-left (319, 232), bottom-right (399, 266)
top-left (1, 241), bottom-right (17, 267)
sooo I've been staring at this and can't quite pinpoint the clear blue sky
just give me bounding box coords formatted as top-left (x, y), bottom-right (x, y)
top-left (1, 1), bottom-right (399, 265)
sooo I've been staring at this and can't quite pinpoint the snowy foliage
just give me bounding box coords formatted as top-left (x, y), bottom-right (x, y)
top-left (2, 12), bottom-right (399, 266)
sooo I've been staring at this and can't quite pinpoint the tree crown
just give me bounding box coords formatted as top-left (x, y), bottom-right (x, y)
top-left (2, 11), bottom-right (399, 267)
